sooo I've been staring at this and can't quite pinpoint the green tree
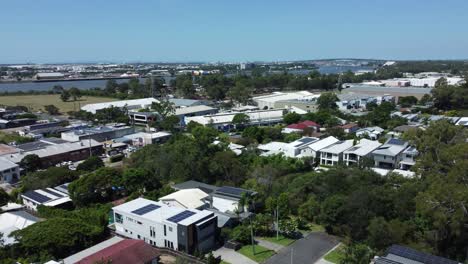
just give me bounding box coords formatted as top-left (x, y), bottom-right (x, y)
top-left (121, 168), bottom-right (161, 193)
top-left (298, 196), bottom-right (320, 221)
top-left (228, 82), bottom-right (252, 104)
top-left (68, 87), bottom-right (81, 101)
top-left (21, 167), bottom-right (79, 191)
top-left (317, 92), bottom-right (339, 111)
top-left (68, 167), bottom-right (122, 207)
top-left (19, 154), bottom-right (42, 173)
top-left (0, 188), bottom-right (10, 206)
top-left (60, 90), bottom-right (70, 102)
top-left (160, 115), bottom-right (180, 132)
top-left (231, 225), bottom-right (251, 245)
top-left (340, 243), bottom-right (373, 264)
top-left (44, 104), bottom-right (60, 115)
top-left (105, 79), bottom-right (118, 94)
top-left (283, 112), bottom-right (301, 125)
top-left (151, 100), bottom-right (175, 119)
top-left (76, 156), bottom-right (104, 172)
top-left (232, 113), bottom-right (250, 128)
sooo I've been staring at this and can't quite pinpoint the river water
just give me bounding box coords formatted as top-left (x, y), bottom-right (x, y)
top-left (0, 66), bottom-right (373, 93)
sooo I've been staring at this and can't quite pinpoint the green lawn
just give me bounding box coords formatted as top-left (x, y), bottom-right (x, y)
top-left (259, 234), bottom-right (295, 246)
top-left (220, 261), bottom-right (231, 264)
top-left (0, 94), bottom-right (117, 113)
top-left (324, 245), bottom-right (344, 264)
top-left (238, 244), bottom-right (275, 263)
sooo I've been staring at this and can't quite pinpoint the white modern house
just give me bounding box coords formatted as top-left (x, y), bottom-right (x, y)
top-left (112, 198), bottom-right (217, 254)
top-left (211, 186), bottom-right (257, 214)
top-left (0, 157), bottom-right (20, 183)
top-left (372, 138), bottom-right (409, 169)
top-left (307, 136), bottom-right (340, 160)
top-left (355, 126), bottom-right (384, 140)
top-left (320, 140), bottom-right (354, 166)
top-left (343, 139), bottom-right (382, 166)
top-left (258, 137), bottom-right (320, 158)
top-left (399, 146), bottom-right (419, 171)
top-left (21, 183), bottom-right (71, 212)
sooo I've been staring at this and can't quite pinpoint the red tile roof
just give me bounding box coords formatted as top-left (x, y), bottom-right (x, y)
top-left (77, 239), bottom-right (160, 264)
top-left (286, 123), bottom-right (308, 130)
top-left (299, 120), bottom-right (320, 127)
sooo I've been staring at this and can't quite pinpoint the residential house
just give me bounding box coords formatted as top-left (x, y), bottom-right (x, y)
top-left (63, 237), bottom-right (161, 264)
top-left (371, 138), bottom-right (409, 169)
top-left (399, 146), bottom-right (418, 171)
top-left (320, 140), bottom-right (354, 166)
top-left (282, 120), bottom-right (320, 134)
top-left (112, 198), bottom-right (217, 254)
top-left (258, 137), bottom-right (320, 158)
top-left (340, 123), bottom-right (359, 134)
top-left (306, 136), bottom-right (340, 160)
top-left (355, 126), bottom-right (384, 140)
top-left (0, 210), bottom-right (39, 245)
top-left (343, 139), bottom-right (382, 166)
top-left (372, 244), bottom-right (459, 264)
top-left (21, 183), bottom-right (71, 212)
top-left (159, 189), bottom-right (210, 210)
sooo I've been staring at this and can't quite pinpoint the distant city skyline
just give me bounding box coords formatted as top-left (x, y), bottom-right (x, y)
top-left (1, 0), bottom-right (468, 63)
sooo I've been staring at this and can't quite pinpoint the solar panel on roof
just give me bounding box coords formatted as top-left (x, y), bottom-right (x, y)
top-left (167, 210), bottom-right (196, 223)
top-left (217, 186), bottom-right (246, 197)
top-left (131, 204), bottom-right (161, 216)
top-left (23, 191), bottom-right (52, 203)
top-left (388, 138), bottom-right (405, 145)
top-left (387, 245), bottom-right (458, 264)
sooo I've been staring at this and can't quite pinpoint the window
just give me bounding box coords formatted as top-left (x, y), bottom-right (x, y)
top-left (115, 213), bottom-right (123, 224)
top-left (168, 226), bottom-right (173, 232)
top-left (164, 225), bottom-right (167, 236)
top-left (137, 235), bottom-right (141, 239)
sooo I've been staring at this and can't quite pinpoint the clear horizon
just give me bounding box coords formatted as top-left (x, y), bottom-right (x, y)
top-left (1, 0), bottom-right (468, 64)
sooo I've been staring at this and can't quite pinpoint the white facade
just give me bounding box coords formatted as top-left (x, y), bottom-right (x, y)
top-left (81, 98), bottom-right (159, 114)
top-left (320, 140), bottom-right (354, 166)
top-left (307, 136), bottom-right (340, 159)
top-left (343, 139), bottom-right (382, 166)
top-left (113, 198), bottom-right (217, 254)
top-left (0, 157), bottom-right (20, 183)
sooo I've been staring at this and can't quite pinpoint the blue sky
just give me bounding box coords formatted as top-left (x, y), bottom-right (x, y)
top-left (1, 0), bottom-right (468, 63)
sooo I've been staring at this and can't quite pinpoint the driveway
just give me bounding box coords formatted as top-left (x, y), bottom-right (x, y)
top-left (264, 232), bottom-right (339, 264)
top-left (213, 246), bottom-right (257, 264)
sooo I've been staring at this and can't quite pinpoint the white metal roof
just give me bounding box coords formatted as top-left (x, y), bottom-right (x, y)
top-left (0, 157), bottom-right (19, 170)
top-left (81, 98), bottom-right (159, 113)
top-left (175, 105), bottom-right (216, 116)
top-left (344, 139), bottom-right (382, 156)
top-left (113, 197), bottom-right (213, 226)
top-left (253, 91), bottom-right (315, 103)
top-left (185, 109), bottom-right (285, 126)
top-left (320, 140), bottom-right (354, 154)
top-left (307, 136), bottom-right (339, 152)
top-left (159, 189), bottom-right (209, 209)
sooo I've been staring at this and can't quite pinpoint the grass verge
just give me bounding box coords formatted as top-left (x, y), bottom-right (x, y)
top-left (238, 244), bottom-right (275, 263)
top-left (259, 234), bottom-right (295, 246)
top-left (324, 244), bottom-right (345, 263)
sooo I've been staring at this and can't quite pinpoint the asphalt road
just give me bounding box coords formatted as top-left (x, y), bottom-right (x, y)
top-left (264, 232), bottom-right (339, 264)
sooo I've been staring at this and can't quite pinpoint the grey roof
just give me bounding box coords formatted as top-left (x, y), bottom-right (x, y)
top-left (372, 138), bottom-right (408, 156)
top-left (16, 141), bottom-right (52, 151)
top-left (383, 245), bottom-right (459, 264)
top-left (169, 98), bottom-right (206, 107)
top-left (172, 180), bottom-right (219, 194)
top-left (214, 186), bottom-right (257, 200)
